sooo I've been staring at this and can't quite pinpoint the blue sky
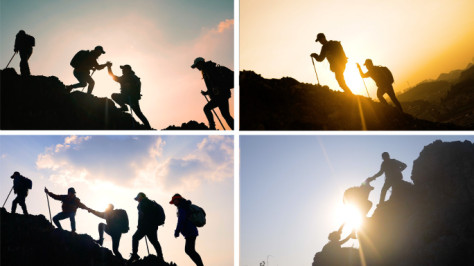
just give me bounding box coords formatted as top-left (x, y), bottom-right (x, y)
top-left (0, 135), bottom-right (234, 266)
top-left (0, 0), bottom-right (234, 129)
top-left (240, 135), bottom-right (474, 266)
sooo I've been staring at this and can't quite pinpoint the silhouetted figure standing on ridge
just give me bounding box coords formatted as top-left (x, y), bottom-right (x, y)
top-left (191, 57), bottom-right (234, 130)
top-left (129, 192), bottom-right (165, 263)
top-left (44, 187), bottom-right (87, 233)
top-left (66, 46), bottom-right (108, 94)
top-left (170, 194), bottom-right (204, 266)
top-left (366, 152), bottom-right (407, 206)
top-left (10, 171), bottom-right (32, 215)
top-left (87, 203), bottom-right (128, 260)
top-left (107, 63), bottom-right (151, 129)
top-left (358, 59), bottom-right (403, 112)
top-left (14, 30), bottom-right (35, 76)
top-left (322, 224), bottom-right (355, 253)
top-left (311, 33), bottom-right (352, 94)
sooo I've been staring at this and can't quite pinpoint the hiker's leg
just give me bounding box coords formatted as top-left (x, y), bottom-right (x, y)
top-left (98, 222), bottom-right (106, 239)
top-left (111, 233), bottom-right (123, 260)
top-left (386, 86), bottom-right (403, 112)
top-left (111, 93), bottom-right (127, 109)
top-left (132, 228), bottom-right (146, 254)
top-left (203, 99), bottom-right (219, 129)
top-left (131, 101), bottom-right (151, 129)
top-left (379, 181), bottom-right (391, 205)
top-left (146, 228), bottom-right (163, 260)
top-left (85, 75), bottom-right (95, 94)
top-left (18, 193), bottom-right (28, 215)
top-left (377, 89), bottom-right (389, 105)
top-left (218, 98), bottom-right (234, 130)
top-left (53, 212), bottom-right (69, 229)
top-left (335, 69), bottom-right (352, 94)
top-left (11, 195), bottom-right (19, 214)
top-left (19, 50), bottom-right (31, 76)
top-left (69, 70), bottom-right (89, 89)
top-left (69, 212), bottom-right (76, 232)
top-left (185, 236), bottom-right (204, 266)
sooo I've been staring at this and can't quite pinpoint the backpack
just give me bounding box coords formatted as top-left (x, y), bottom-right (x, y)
top-left (374, 66), bottom-right (394, 85)
top-left (214, 65), bottom-right (234, 90)
top-left (327, 41), bottom-right (347, 65)
top-left (188, 204), bottom-right (206, 227)
top-left (14, 175), bottom-right (32, 192)
top-left (110, 209), bottom-right (129, 233)
top-left (149, 200), bottom-right (166, 226)
top-left (70, 50), bottom-right (90, 68)
top-left (28, 35), bottom-right (35, 47)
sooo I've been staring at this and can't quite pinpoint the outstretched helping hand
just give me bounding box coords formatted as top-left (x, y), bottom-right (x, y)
top-left (44, 187), bottom-right (49, 194)
top-left (310, 53), bottom-right (318, 59)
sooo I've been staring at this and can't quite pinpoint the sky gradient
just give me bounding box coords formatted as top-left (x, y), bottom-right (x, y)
top-left (0, 0), bottom-right (234, 130)
top-left (240, 135), bottom-right (474, 266)
top-left (241, 0), bottom-right (474, 97)
top-left (0, 135), bottom-right (234, 266)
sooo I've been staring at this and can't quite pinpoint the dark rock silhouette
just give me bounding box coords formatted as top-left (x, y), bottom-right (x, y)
top-left (163, 120), bottom-right (210, 130)
top-left (240, 71), bottom-right (462, 130)
top-left (0, 68), bottom-right (152, 130)
top-left (399, 64), bottom-right (474, 127)
top-left (0, 208), bottom-right (176, 266)
top-left (313, 140), bottom-right (474, 266)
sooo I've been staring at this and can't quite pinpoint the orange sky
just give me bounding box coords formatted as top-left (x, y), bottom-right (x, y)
top-left (240, 0), bottom-right (474, 97)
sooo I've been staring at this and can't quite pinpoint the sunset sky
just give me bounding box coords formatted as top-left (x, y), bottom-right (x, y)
top-left (0, 135), bottom-right (234, 266)
top-left (240, 135), bottom-right (474, 266)
top-left (0, 0), bottom-right (234, 130)
top-left (241, 0), bottom-right (474, 97)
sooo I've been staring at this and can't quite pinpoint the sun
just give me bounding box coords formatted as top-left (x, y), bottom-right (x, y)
top-left (337, 203), bottom-right (363, 231)
top-left (344, 61), bottom-right (369, 97)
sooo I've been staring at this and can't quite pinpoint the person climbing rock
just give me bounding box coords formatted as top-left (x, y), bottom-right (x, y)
top-left (10, 171), bottom-right (32, 215)
top-left (14, 30), bottom-right (35, 76)
top-left (322, 223), bottom-right (356, 253)
top-left (66, 46), bottom-right (108, 94)
top-left (44, 187), bottom-right (87, 233)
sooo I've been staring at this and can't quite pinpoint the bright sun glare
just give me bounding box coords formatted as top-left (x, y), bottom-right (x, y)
top-left (344, 61), bottom-right (369, 97)
top-left (337, 204), bottom-right (363, 231)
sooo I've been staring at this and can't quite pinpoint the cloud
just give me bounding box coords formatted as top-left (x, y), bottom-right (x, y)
top-left (216, 19), bottom-right (234, 33)
top-left (1, 154), bottom-right (6, 159)
top-left (149, 137), bottom-right (166, 158)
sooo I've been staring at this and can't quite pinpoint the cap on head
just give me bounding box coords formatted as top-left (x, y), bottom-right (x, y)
top-left (364, 59), bottom-right (373, 66)
top-left (120, 64), bottom-right (132, 71)
top-left (94, 46), bottom-right (106, 54)
top-left (11, 171), bottom-right (20, 179)
top-left (169, 193), bottom-right (183, 204)
top-left (134, 192), bottom-right (146, 201)
top-left (191, 57), bottom-right (205, 69)
top-left (68, 187), bottom-right (76, 194)
top-left (315, 33), bottom-right (326, 42)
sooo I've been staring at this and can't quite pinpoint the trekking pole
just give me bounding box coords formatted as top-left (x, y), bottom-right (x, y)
top-left (203, 94), bottom-right (226, 130)
top-left (145, 236), bottom-right (150, 255)
top-left (357, 63), bottom-right (370, 98)
top-left (45, 191), bottom-right (52, 223)
top-left (2, 186), bottom-right (13, 208)
top-left (81, 69), bottom-right (96, 92)
top-left (5, 52), bottom-right (17, 69)
top-left (129, 96), bottom-right (135, 129)
top-left (311, 57), bottom-right (320, 86)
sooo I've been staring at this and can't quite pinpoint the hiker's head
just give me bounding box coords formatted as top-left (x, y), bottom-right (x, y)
top-left (120, 64), bottom-right (133, 75)
top-left (191, 57), bottom-right (205, 70)
top-left (382, 152), bottom-right (390, 160)
top-left (364, 59), bottom-right (374, 69)
top-left (17, 30), bottom-right (26, 36)
top-left (315, 33), bottom-right (327, 44)
top-left (68, 187), bottom-right (76, 197)
top-left (105, 204), bottom-right (114, 213)
top-left (134, 192), bottom-right (147, 202)
top-left (92, 46), bottom-right (106, 57)
top-left (169, 193), bottom-right (184, 206)
top-left (328, 230), bottom-right (341, 241)
top-left (11, 171), bottom-right (21, 179)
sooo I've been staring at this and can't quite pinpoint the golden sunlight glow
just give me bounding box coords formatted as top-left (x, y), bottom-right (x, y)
top-left (344, 62), bottom-right (368, 97)
top-left (337, 204), bottom-right (363, 231)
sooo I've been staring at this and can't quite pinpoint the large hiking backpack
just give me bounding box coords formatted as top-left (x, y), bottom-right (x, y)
top-left (327, 41), bottom-right (348, 65)
top-left (27, 35), bottom-right (35, 47)
top-left (214, 65), bottom-right (234, 90)
top-left (70, 50), bottom-right (89, 68)
top-left (150, 200), bottom-right (166, 226)
top-left (188, 204), bottom-right (206, 227)
top-left (14, 175), bottom-right (32, 192)
top-left (374, 66), bottom-right (394, 85)
top-left (110, 209), bottom-right (129, 233)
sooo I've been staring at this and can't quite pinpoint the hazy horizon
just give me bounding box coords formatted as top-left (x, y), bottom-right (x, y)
top-left (0, 0), bottom-right (234, 130)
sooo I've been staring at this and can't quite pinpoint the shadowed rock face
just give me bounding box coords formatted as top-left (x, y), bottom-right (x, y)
top-left (312, 140), bottom-right (474, 266)
top-left (162, 120), bottom-right (210, 130)
top-left (0, 68), bottom-right (151, 130)
top-left (0, 208), bottom-right (177, 266)
top-left (240, 71), bottom-right (464, 130)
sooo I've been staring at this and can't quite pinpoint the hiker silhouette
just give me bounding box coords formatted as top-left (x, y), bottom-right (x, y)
top-left (191, 57), bottom-right (234, 130)
top-left (366, 152), bottom-right (407, 206)
top-left (66, 46), bottom-right (108, 94)
top-left (129, 192), bottom-right (165, 263)
top-left (87, 203), bottom-right (127, 260)
top-left (170, 194), bottom-right (204, 266)
top-left (311, 33), bottom-right (352, 94)
top-left (10, 171), bottom-right (32, 215)
top-left (322, 223), bottom-right (356, 253)
top-left (107, 63), bottom-right (151, 129)
top-left (44, 187), bottom-right (87, 232)
top-left (14, 30), bottom-right (35, 76)
top-left (358, 59), bottom-right (403, 112)
top-left (343, 181), bottom-right (374, 217)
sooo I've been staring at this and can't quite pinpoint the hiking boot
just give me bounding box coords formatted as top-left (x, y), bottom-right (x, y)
top-left (95, 238), bottom-right (104, 246)
top-left (128, 253), bottom-right (139, 263)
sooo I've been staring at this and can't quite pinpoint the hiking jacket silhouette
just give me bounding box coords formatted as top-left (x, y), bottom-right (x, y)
top-left (12, 174), bottom-right (29, 195)
top-left (202, 61), bottom-right (231, 99)
top-left (90, 209), bottom-right (122, 233)
top-left (314, 41), bottom-right (347, 72)
top-left (175, 200), bottom-right (198, 238)
top-left (137, 198), bottom-right (157, 230)
top-left (76, 51), bottom-right (102, 72)
top-left (110, 72), bottom-right (141, 99)
top-left (14, 34), bottom-right (34, 53)
top-left (378, 159), bottom-right (407, 180)
top-left (361, 66), bottom-right (393, 87)
top-left (48, 193), bottom-right (85, 213)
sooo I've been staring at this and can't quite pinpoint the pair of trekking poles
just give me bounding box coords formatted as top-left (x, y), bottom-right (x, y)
top-left (310, 56), bottom-right (371, 98)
